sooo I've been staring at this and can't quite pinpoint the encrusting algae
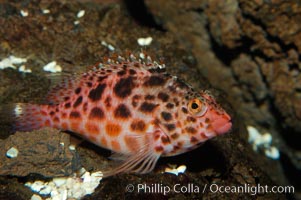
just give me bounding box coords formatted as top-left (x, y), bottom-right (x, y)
top-left (10, 53), bottom-right (232, 177)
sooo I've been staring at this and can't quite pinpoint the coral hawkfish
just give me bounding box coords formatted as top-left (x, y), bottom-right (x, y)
top-left (12, 54), bottom-right (232, 176)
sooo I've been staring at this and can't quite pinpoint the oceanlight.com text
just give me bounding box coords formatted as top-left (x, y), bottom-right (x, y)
top-left (125, 183), bottom-right (294, 196)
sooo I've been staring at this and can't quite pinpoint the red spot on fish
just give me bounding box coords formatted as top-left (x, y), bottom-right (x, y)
top-left (45, 120), bottom-right (51, 126)
top-left (200, 132), bottom-right (208, 139)
top-left (155, 146), bottom-right (164, 153)
top-left (71, 122), bottom-right (79, 130)
top-left (61, 122), bottom-right (68, 130)
top-left (111, 140), bottom-right (121, 152)
top-left (161, 136), bottom-right (170, 144)
top-left (171, 133), bottom-right (179, 139)
top-left (41, 111), bottom-right (47, 116)
top-left (61, 112), bottom-right (67, 119)
top-left (130, 120), bottom-right (146, 133)
top-left (190, 136), bottom-right (198, 143)
top-left (85, 122), bottom-right (99, 135)
top-left (53, 117), bottom-right (60, 123)
top-left (101, 137), bottom-right (108, 147)
top-left (105, 123), bottom-right (121, 137)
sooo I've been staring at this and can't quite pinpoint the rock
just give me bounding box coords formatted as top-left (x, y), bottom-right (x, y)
top-left (0, 128), bottom-right (80, 177)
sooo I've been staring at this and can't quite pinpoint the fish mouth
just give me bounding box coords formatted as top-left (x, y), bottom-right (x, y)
top-left (214, 121), bottom-right (232, 135)
top-left (211, 113), bottom-right (232, 135)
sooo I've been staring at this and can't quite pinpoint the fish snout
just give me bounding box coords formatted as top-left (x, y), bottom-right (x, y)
top-left (210, 112), bottom-right (232, 135)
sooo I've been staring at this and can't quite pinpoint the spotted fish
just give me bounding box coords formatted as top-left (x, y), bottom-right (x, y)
top-left (12, 55), bottom-right (232, 176)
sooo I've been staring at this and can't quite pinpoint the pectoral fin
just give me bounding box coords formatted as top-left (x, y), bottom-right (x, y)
top-left (103, 133), bottom-right (161, 177)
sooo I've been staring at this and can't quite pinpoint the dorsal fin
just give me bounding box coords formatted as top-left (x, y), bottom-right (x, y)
top-left (44, 73), bottom-right (81, 105)
top-left (44, 52), bottom-right (166, 105)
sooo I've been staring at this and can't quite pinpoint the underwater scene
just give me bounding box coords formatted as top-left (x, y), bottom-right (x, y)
top-left (0, 0), bottom-right (300, 199)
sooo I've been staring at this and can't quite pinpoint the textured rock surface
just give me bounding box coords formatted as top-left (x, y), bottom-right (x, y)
top-left (0, 128), bottom-right (80, 177)
top-left (0, 0), bottom-right (299, 199)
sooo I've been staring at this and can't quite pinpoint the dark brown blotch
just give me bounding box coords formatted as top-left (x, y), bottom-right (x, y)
top-left (145, 94), bottom-right (155, 100)
top-left (173, 145), bottom-right (180, 151)
top-left (161, 136), bottom-right (170, 144)
top-left (75, 87), bottom-right (81, 94)
top-left (186, 126), bottom-right (197, 134)
top-left (132, 94), bottom-right (141, 107)
top-left (117, 70), bottom-right (126, 76)
top-left (166, 103), bottom-right (174, 109)
top-left (88, 83), bottom-right (106, 101)
top-left (133, 63), bottom-right (140, 68)
top-left (190, 136), bottom-right (198, 143)
top-left (143, 75), bottom-right (166, 87)
top-left (187, 116), bottom-right (196, 122)
top-left (89, 107), bottom-right (105, 120)
top-left (158, 92), bottom-right (169, 102)
top-left (123, 64), bottom-right (128, 69)
top-left (161, 111), bottom-right (172, 121)
top-left (98, 76), bottom-right (108, 82)
top-left (164, 123), bottom-right (176, 131)
top-left (132, 101), bottom-right (138, 107)
top-left (64, 102), bottom-right (71, 109)
top-left (70, 111), bottom-right (81, 119)
top-left (182, 107), bottom-right (188, 114)
top-left (83, 102), bottom-right (88, 112)
top-left (139, 102), bottom-right (158, 113)
top-left (168, 85), bottom-right (176, 93)
top-left (113, 77), bottom-right (135, 98)
top-left (73, 96), bottom-right (83, 108)
top-left (114, 104), bottom-right (131, 119)
top-left (177, 141), bottom-right (183, 147)
top-left (133, 94), bottom-right (141, 99)
top-left (105, 96), bottom-right (111, 107)
top-left (205, 118), bottom-right (210, 123)
top-left (155, 146), bottom-right (164, 152)
top-left (171, 133), bottom-right (179, 139)
top-left (130, 120), bottom-right (146, 132)
top-left (129, 69), bottom-right (136, 75)
top-left (86, 82), bottom-right (92, 87)
top-left (49, 111), bottom-right (55, 116)
top-left (173, 98), bottom-right (179, 106)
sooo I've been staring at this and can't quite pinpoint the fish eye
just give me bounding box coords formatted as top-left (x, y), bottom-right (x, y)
top-left (191, 102), bottom-right (199, 109)
top-left (188, 98), bottom-right (207, 116)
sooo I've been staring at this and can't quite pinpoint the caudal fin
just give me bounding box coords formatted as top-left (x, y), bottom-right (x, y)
top-left (8, 103), bottom-right (50, 132)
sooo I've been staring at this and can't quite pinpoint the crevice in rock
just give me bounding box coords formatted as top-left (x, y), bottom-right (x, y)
top-left (278, 127), bottom-right (301, 151)
top-left (123, 0), bottom-right (165, 31)
top-left (241, 12), bottom-right (299, 58)
top-left (207, 29), bottom-right (273, 69)
top-left (158, 142), bottom-right (227, 174)
top-left (288, 63), bottom-right (300, 72)
top-left (280, 152), bottom-right (301, 192)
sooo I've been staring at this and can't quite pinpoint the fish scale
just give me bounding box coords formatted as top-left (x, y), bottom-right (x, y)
top-left (12, 55), bottom-right (232, 176)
